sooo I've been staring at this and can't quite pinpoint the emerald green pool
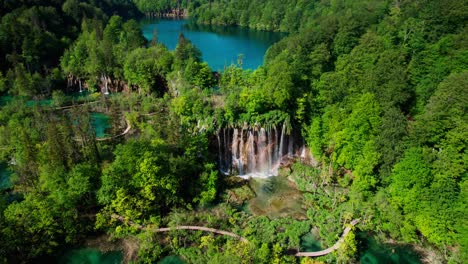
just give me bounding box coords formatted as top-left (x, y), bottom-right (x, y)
top-left (300, 233), bottom-right (322, 252)
top-left (0, 95), bottom-right (13, 106)
top-left (0, 162), bottom-right (12, 190)
top-left (59, 248), bottom-right (123, 264)
top-left (91, 112), bottom-right (111, 138)
top-left (158, 256), bottom-right (186, 264)
top-left (358, 233), bottom-right (422, 264)
top-left (25, 99), bottom-right (53, 107)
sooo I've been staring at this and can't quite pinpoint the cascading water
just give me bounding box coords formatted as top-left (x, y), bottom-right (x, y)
top-left (258, 128), bottom-right (268, 173)
top-left (217, 122), bottom-right (297, 179)
top-left (239, 128), bottom-right (245, 175)
top-left (230, 129), bottom-right (240, 175)
top-left (288, 134), bottom-right (294, 158)
top-left (216, 129), bottom-right (223, 172)
top-left (248, 131), bottom-right (256, 173)
top-left (267, 128), bottom-right (272, 170)
top-left (274, 126), bottom-right (279, 162)
top-left (278, 123), bottom-right (285, 162)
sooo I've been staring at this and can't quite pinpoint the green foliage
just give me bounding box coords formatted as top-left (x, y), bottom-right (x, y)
top-left (188, 0), bottom-right (388, 34)
top-left (414, 71), bottom-right (468, 146)
top-left (170, 86), bottom-right (214, 128)
top-left (4, 194), bottom-right (61, 257)
top-left (262, 60), bottom-right (293, 110)
top-left (124, 45), bottom-right (173, 95)
top-left (408, 32), bottom-right (468, 114)
top-left (51, 90), bottom-right (67, 107)
top-left (0, 0), bottom-right (141, 95)
top-left (388, 142), bottom-right (466, 249)
top-left (61, 16), bottom-right (147, 93)
top-left (289, 162), bottom-right (321, 193)
top-left (255, 243), bottom-right (271, 264)
top-left (375, 106), bottom-right (408, 179)
top-left (174, 33), bottom-right (202, 70)
top-left (135, 231), bottom-right (164, 263)
top-left (184, 61), bottom-right (216, 89)
top-left (195, 163), bottom-right (218, 206)
top-left (0, 0), bottom-right (466, 263)
top-left (335, 229), bottom-right (357, 263)
top-left (132, 0), bottom-right (189, 15)
top-left (98, 131), bottom-right (217, 228)
top-left (4, 64), bottom-right (43, 96)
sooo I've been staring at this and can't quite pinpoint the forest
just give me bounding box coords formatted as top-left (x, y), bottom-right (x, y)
top-left (0, 0), bottom-right (466, 263)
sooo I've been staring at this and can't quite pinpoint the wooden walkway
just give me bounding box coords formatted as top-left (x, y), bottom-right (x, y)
top-left (96, 119), bottom-right (131, 141)
top-left (111, 214), bottom-right (359, 257)
top-left (111, 214), bottom-right (248, 242)
top-left (295, 219), bottom-right (360, 257)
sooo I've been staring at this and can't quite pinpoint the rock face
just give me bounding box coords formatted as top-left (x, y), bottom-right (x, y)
top-left (217, 122), bottom-right (300, 178)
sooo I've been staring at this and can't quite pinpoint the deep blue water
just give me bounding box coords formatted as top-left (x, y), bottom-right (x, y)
top-left (140, 19), bottom-right (285, 71)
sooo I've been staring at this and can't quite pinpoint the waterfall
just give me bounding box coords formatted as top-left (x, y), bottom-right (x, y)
top-left (274, 126), bottom-right (278, 163)
top-left (217, 129), bottom-right (223, 172)
top-left (301, 146), bottom-right (306, 160)
top-left (258, 128), bottom-right (268, 174)
top-left (248, 130), bottom-right (256, 173)
top-left (267, 127), bottom-right (272, 172)
top-left (278, 122), bottom-right (286, 162)
top-left (231, 129), bottom-right (239, 174)
top-left (239, 128), bottom-right (245, 175)
top-left (103, 74), bottom-right (110, 95)
top-left (288, 133), bottom-right (294, 158)
top-left (223, 128), bottom-right (228, 172)
top-left (217, 122), bottom-right (298, 179)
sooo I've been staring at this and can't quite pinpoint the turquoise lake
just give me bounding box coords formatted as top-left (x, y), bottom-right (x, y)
top-left (140, 19), bottom-right (285, 71)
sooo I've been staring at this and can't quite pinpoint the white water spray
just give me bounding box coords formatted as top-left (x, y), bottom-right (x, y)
top-left (217, 122), bottom-right (297, 179)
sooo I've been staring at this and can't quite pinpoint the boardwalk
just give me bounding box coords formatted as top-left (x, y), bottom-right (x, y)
top-left (111, 214), bottom-right (358, 257)
top-left (96, 118), bottom-right (131, 141)
top-left (56, 101), bottom-right (132, 142)
top-left (111, 214), bottom-right (248, 242)
top-left (295, 219), bottom-right (360, 257)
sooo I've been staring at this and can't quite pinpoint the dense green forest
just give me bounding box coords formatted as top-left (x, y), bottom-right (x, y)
top-left (0, 0), bottom-right (466, 263)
